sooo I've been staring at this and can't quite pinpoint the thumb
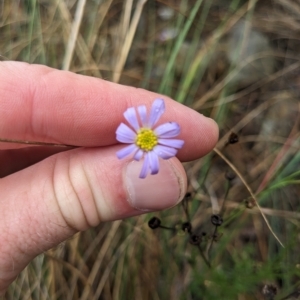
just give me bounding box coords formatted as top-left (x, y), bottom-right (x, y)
top-left (0, 146), bottom-right (186, 294)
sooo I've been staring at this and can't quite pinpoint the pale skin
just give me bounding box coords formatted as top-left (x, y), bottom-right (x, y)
top-left (0, 61), bottom-right (219, 294)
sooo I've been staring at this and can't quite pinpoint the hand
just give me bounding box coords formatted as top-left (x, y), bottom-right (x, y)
top-left (0, 62), bottom-right (218, 294)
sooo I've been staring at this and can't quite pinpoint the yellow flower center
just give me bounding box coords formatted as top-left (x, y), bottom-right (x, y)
top-left (135, 128), bottom-right (158, 151)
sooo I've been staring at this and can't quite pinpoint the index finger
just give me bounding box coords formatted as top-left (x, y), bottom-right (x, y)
top-left (0, 62), bottom-right (218, 161)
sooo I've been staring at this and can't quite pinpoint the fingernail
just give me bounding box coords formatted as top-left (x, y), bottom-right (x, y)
top-left (125, 159), bottom-right (186, 211)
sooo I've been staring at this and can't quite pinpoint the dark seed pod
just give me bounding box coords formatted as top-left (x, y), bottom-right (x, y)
top-left (184, 192), bottom-right (192, 200)
top-left (225, 170), bottom-right (236, 181)
top-left (182, 222), bottom-right (192, 233)
top-left (228, 132), bottom-right (239, 144)
top-left (148, 217), bottom-right (161, 229)
top-left (245, 198), bottom-right (256, 209)
top-left (189, 234), bottom-right (201, 245)
top-left (211, 214), bottom-right (223, 226)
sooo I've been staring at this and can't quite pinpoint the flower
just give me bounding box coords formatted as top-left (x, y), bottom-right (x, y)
top-left (116, 98), bottom-right (184, 178)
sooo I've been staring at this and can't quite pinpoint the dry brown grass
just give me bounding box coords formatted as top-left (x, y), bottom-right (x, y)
top-left (1, 0), bottom-right (300, 299)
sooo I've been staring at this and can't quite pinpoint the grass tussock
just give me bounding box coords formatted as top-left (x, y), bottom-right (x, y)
top-left (1, 0), bottom-right (300, 299)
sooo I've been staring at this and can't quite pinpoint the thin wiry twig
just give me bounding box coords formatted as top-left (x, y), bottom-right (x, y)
top-left (0, 137), bottom-right (77, 148)
top-left (207, 181), bottom-right (230, 256)
top-left (213, 147), bottom-right (284, 248)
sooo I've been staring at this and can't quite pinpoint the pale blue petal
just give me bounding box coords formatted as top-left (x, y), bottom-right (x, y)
top-left (137, 105), bottom-right (148, 127)
top-left (153, 145), bottom-right (177, 159)
top-left (139, 153), bottom-right (150, 178)
top-left (148, 151), bottom-right (160, 175)
top-left (124, 107), bottom-right (140, 131)
top-left (148, 98), bottom-right (165, 127)
top-left (154, 122), bottom-right (180, 138)
top-left (116, 123), bottom-right (136, 143)
top-left (158, 138), bottom-right (184, 149)
top-left (116, 144), bottom-right (138, 159)
top-left (133, 149), bottom-right (144, 161)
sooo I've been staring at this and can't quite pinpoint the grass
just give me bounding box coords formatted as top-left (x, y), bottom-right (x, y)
top-left (2, 0), bottom-right (300, 299)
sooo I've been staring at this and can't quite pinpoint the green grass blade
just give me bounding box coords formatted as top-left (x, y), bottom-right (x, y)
top-left (158, 0), bottom-right (203, 95)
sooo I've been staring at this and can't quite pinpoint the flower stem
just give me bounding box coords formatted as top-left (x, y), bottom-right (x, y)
top-left (0, 137), bottom-right (77, 148)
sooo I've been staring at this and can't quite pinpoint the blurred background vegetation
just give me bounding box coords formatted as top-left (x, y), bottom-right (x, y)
top-left (1, 0), bottom-right (300, 299)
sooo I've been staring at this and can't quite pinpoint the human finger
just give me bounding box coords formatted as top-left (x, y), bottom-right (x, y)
top-left (0, 61), bottom-right (218, 161)
top-left (0, 145), bottom-right (187, 294)
top-left (0, 146), bottom-right (70, 177)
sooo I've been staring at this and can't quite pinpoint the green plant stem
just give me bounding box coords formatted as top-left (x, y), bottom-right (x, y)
top-left (198, 245), bottom-right (211, 269)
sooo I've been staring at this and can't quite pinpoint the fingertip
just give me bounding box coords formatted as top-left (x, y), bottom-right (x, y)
top-left (175, 107), bottom-right (219, 161)
top-left (205, 116), bottom-right (219, 146)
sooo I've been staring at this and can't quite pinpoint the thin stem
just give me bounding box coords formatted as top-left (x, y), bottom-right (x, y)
top-left (182, 198), bottom-right (190, 221)
top-left (220, 180), bottom-right (231, 215)
top-left (197, 245), bottom-right (211, 269)
top-left (112, 0), bottom-right (147, 83)
top-left (0, 137), bottom-right (77, 148)
top-left (213, 147), bottom-right (284, 248)
top-left (63, 0), bottom-right (87, 70)
top-left (159, 225), bottom-right (176, 231)
top-left (207, 226), bottom-right (218, 257)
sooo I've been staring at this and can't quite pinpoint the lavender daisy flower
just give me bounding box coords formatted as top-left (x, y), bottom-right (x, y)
top-left (116, 98), bottom-right (184, 178)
